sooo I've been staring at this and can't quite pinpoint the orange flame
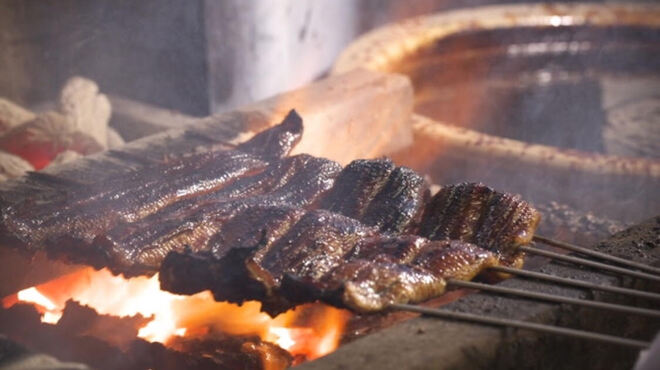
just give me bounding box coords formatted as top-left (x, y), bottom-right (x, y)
top-left (2, 267), bottom-right (350, 361)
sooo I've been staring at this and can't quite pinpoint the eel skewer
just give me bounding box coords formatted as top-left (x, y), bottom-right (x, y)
top-left (520, 245), bottom-right (660, 282)
top-left (533, 235), bottom-right (660, 275)
top-left (390, 303), bottom-right (651, 349)
top-left (487, 265), bottom-right (660, 301)
top-left (446, 279), bottom-right (660, 318)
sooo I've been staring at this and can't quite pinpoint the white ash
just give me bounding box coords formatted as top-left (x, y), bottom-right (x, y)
top-left (0, 98), bottom-right (36, 135)
top-left (0, 151), bottom-right (33, 181)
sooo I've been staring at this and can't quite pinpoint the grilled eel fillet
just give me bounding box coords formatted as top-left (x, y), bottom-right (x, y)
top-left (0, 109), bottom-right (539, 300)
top-left (93, 156), bottom-right (430, 275)
top-left (160, 206), bottom-right (499, 314)
top-left (420, 182), bottom-right (541, 269)
top-left (91, 154), bottom-right (341, 274)
top-left (0, 110), bottom-right (304, 258)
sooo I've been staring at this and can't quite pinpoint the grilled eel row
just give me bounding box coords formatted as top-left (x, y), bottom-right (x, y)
top-left (0, 110), bottom-right (540, 314)
top-left (159, 206), bottom-right (502, 315)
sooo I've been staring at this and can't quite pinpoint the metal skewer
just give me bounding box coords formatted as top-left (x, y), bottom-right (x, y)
top-left (390, 303), bottom-right (650, 349)
top-left (534, 235), bottom-right (660, 275)
top-left (488, 265), bottom-right (660, 301)
top-left (447, 279), bottom-right (660, 318)
top-left (520, 245), bottom-right (660, 282)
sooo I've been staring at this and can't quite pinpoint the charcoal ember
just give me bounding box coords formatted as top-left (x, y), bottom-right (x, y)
top-left (0, 334), bottom-right (30, 368)
top-left (1, 303), bottom-right (267, 370)
top-left (169, 335), bottom-right (293, 370)
top-left (124, 340), bottom-right (220, 370)
top-left (0, 304), bottom-right (128, 369)
top-left (0, 334), bottom-right (90, 370)
top-left (419, 182), bottom-right (541, 266)
top-left (240, 341), bottom-right (293, 370)
top-left (0, 334), bottom-right (29, 365)
top-left (0, 304), bottom-right (54, 346)
top-left (56, 301), bottom-right (150, 350)
top-left (0, 112), bottom-right (104, 170)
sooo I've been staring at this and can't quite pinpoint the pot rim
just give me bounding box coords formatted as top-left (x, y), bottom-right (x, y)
top-left (332, 2), bottom-right (660, 178)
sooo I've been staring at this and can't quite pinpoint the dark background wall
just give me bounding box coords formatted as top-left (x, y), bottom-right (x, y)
top-left (0, 0), bottom-right (209, 115)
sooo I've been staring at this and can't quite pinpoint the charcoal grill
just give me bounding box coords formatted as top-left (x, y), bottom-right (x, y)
top-left (0, 71), bottom-right (657, 369)
top-left (0, 3), bottom-right (659, 370)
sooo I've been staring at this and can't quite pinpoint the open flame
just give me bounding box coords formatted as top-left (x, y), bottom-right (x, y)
top-left (2, 267), bottom-right (350, 362)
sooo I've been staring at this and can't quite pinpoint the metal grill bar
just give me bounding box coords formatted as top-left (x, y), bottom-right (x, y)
top-left (447, 279), bottom-right (660, 318)
top-left (489, 265), bottom-right (660, 301)
top-left (393, 231), bottom-right (659, 351)
top-left (520, 245), bottom-right (660, 282)
top-left (534, 235), bottom-right (660, 275)
top-left (390, 303), bottom-right (651, 349)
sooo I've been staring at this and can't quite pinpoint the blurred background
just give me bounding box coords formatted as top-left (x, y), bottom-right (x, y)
top-left (1, 0), bottom-right (649, 116)
top-left (0, 0), bottom-right (658, 223)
